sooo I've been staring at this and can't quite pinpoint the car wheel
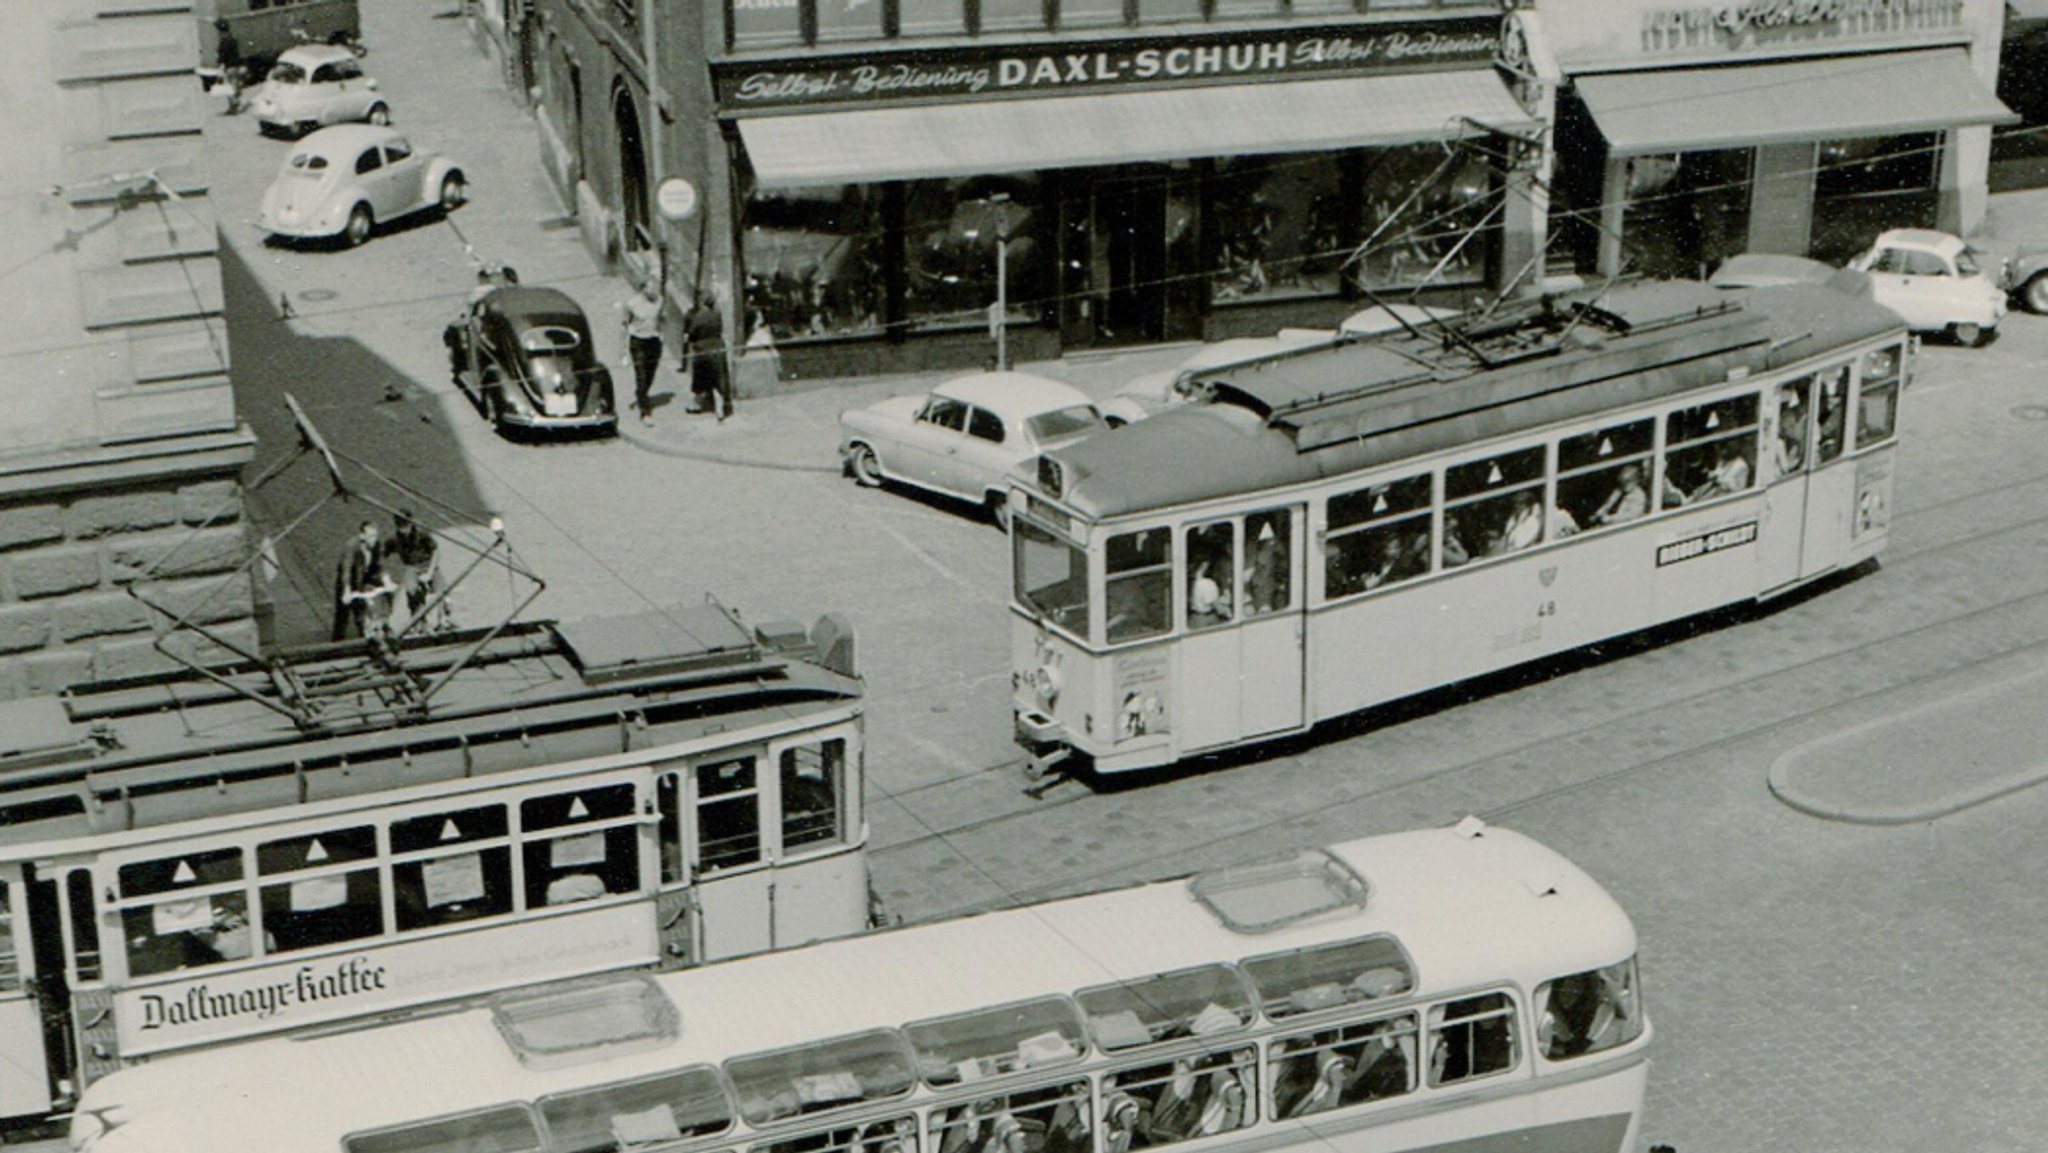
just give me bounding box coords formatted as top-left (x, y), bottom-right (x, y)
top-left (438, 172), bottom-right (467, 212)
top-left (2025, 273), bottom-right (2048, 315)
top-left (1104, 415), bottom-right (1129, 430)
top-left (849, 444), bottom-right (884, 487)
top-left (367, 103), bottom-right (390, 127)
top-left (343, 203), bottom-right (373, 248)
top-left (1950, 321), bottom-right (1989, 348)
top-left (478, 382), bottom-right (502, 429)
top-left (985, 492), bottom-right (1012, 532)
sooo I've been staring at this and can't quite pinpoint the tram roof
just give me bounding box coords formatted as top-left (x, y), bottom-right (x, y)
top-left (79, 822), bottom-right (1637, 1153)
top-left (1035, 280), bottom-right (1905, 520)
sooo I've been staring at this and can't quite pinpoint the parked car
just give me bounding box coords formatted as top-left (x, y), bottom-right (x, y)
top-left (1846, 229), bottom-right (2006, 346)
top-left (257, 124), bottom-right (465, 248)
top-left (443, 285), bottom-right (616, 436)
top-left (250, 45), bottom-right (387, 137)
top-left (2002, 246), bottom-right (2048, 314)
top-left (839, 372), bottom-right (1109, 525)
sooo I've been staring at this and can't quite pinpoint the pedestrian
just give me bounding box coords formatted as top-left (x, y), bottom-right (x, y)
top-left (332, 520), bottom-right (394, 642)
top-left (385, 508), bottom-right (447, 632)
top-left (214, 20), bottom-right (246, 115)
top-left (683, 289), bottom-right (731, 420)
top-left (618, 277), bottom-right (663, 426)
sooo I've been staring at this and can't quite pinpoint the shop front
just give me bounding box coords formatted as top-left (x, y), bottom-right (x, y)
top-left (713, 18), bottom-right (1540, 378)
top-left (1535, 0), bottom-right (2015, 280)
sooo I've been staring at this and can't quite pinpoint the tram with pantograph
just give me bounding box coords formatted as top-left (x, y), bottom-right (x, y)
top-left (1008, 278), bottom-right (1908, 776)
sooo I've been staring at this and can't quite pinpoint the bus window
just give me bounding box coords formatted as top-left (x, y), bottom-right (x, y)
top-left (1242, 936), bottom-right (1412, 1019)
top-left (1856, 345), bottom-right (1901, 448)
top-left (1536, 959), bottom-right (1641, 1060)
top-left (117, 847), bottom-right (251, 976)
top-left (1105, 529), bottom-right (1170, 643)
top-left (1663, 393), bottom-right (1758, 507)
top-left (1556, 418), bottom-right (1653, 532)
top-left (908, 996), bottom-right (1086, 1085)
top-left (780, 739), bottom-right (846, 852)
top-left (696, 757), bottom-right (762, 873)
top-left (1185, 521), bottom-right (1236, 630)
top-left (1768, 379), bottom-right (1811, 479)
top-left (1426, 993), bottom-right (1516, 1086)
top-left (1014, 519), bottom-right (1089, 635)
top-left (66, 868), bottom-right (101, 981)
top-left (521, 783), bottom-right (639, 908)
top-left (1076, 964), bottom-right (1252, 1052)
top-left (758, 1118), bottom-right (915, 1153)
top-left (1103, 1048), bottom-right (1252, 1145)
top-left (1444, 446), bottom-right (1546, 561)
top-left (536, 1066), bottom-right (734, 1153)
top-left (727, 1029), bottom-right (915, 1125)
top-left (1242, 509), bottom-right (1291, 616)
top-left (391, 805), bottom-right (514, 931)
top-left (257, 826), bottom-right (381, 954)
top-left (1324, 474), bottom-right (1429, 597)
top-left (1269, 1013), bottom-right (1417, 1119)
top-left (929, 1081), bottom-right (1090, 1153)
top-left (345, 1105), bottom-right (543, 1153)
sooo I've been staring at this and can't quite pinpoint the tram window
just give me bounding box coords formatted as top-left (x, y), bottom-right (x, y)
top-left (1536, 958), bottom-right (1641, 1060)
top-left (658, 773), bottom-right (685, 885)
top-left (118, 846), bottom-right (242, 897)
top-left (1102, 1047), bottom-right (1253, 1147)
top-left (929, 1080), bottom-right (1090, 1153)
top-left (67, 868), bottom-right (101, 981)
top-left (727, 1029), bottom-right (915, 1125)
top-left (1427, 993), bottom-right (1517, 1086)
top-left (1663, 394), bottom-right (1758, 507)
top-left (391, 805), bottom-right (509, 853)
top-left (1185, 521), bottom-right (1236, 630)
top-left (1105, 528), bottom-right (1171, 642)
top-left (1243, 935), bottom-right (1412, 1019)
top-left (538, 1066), bottom-right (734, 1153)
top-left (0, 885), bottom-right (16, 991)
top-left (781, 739), bottom-right (846, 851)
top-left (1556, 418), bottom-right (1654, 532)
top-left (257, 822), bottom-right (381, 951)
top-left (1242, 510), bottom-right (1291, 616)
top-left (393, 847), bottom-right (512, 931)
top-left (1076, 964), bottom-right (1252, 1052)
top-left (907, 995), bottom-right (1087, 1086)
top-left (1856, 346), bottom-right (1901, 447)
top-left (345, 1104), bottom-right (543, 1153)
top-left (122, 889), bottom-right (252, 976)
top-left (522, 784), bottom-right (640, 907)
top-left (1325, 475), bottom-right (1430, 596)
top-left (1814, 365), bottom-right (1848, 464)
top-left (1444, 446), bottom-right (1546, 560)
top-left (1269, 1013), bottom-right (1418, 1119)
top-left (1768, 379), bottom-right (1811, 479)
top-left (1014, 519), bottom-right (1089, 635)
top-left (696, 757), bottom-right (762, 873)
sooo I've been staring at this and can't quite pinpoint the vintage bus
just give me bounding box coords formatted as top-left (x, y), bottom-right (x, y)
top-left (1009, 279), bottom-right (1908, 775)
top-left (67, 818), bottom-right (1648, 1153)
top-left (0, 603), bottom-right (868, 1127)
top-left (197, 0), bottom-right (361, 71)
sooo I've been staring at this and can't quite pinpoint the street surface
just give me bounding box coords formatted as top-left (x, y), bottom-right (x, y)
top-left (204, 4), bottom-right (2048, 1150)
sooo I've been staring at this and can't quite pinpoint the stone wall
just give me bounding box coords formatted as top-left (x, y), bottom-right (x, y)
top-left (0, 471), bottom-right (255, 698)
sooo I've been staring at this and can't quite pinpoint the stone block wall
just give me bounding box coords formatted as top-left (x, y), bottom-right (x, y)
top-left (0, 472), bottom-right (255, 698)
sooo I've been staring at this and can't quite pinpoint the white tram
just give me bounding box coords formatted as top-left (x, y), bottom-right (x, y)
top-left (0, 604), bottom-right (868, 1126)
top-left (68, 819), bottom-right (1648, 1153)
top-left (1008, 279), bottom-right (1908, 774)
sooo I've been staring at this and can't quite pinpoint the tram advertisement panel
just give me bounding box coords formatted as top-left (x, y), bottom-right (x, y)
top-left (114, 902), bottom-right (656, 1055)
top-left (1853, 455), bottom-right (1892, 538)
top-left (1111, 649), bottom-right (1170, 742)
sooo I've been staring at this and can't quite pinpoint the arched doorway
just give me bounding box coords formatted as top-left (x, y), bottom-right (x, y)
top-left (613, 86), bottom-right (651, 254)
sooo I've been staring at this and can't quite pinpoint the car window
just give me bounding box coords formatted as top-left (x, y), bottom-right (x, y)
top-left (1025, 405), bottom-right (1105, 443)
top-left (271, 62), bottom-right (308, 84)
top-left (1902, 250), bottom-right (1948, 277)
top-left (313, 63), bottom-right (341, 83)
top-left (919, 396), bottom-right (968, 431)
top-left (1956, 248), bottom-right (1985, 277)
top-left (1871, 249), bottom-right (1906, 275)
top-left (290, 152), bottom-right (329, 172)
top-left (967, 407), bottom-right (1005, 443)
top-left (520, 326), bottom-right (581, 354)
top-left (355, 147), bottom-right (384, 175)
top-left (335, 59), bottom-right (362, 81)
top-left (384, 139), bottom-right (413, 164)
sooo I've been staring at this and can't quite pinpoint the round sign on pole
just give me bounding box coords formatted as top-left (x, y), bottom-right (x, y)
top-left (657, 177), bottom-right (699, 222)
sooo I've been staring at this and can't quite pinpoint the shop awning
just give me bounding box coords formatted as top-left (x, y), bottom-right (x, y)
top-left (734, 71), bottom-right (1537, 189)
top-left (1575, 49), bottom-right (2015, 157)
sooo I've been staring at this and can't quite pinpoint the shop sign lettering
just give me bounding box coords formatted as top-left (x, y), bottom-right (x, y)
top-left (1640, 0), bottom-right (1965, 52)
top-left (1655, 520), bottom-right (1759, 566)
top-left (716, 18), bottom-right (1499, 109)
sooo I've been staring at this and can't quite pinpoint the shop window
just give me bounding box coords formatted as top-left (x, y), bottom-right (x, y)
top-left (1324, 473), bottom-right (1431, 598)
top-left (391, 805), bottom-right (514, 931)
top-left (1137, 0), bottom-right (1205, 21)
top-left (780, 739), bottom-right (846, 851)
top-left (904, 177), bottom-right (1046, 331)
top-left (1269, 1013), bottom-right (1417, 1119)
top-left (520, 784), bottom-right (640, 908)
top-left (1555, 418), bottom-right (1654, 534)
top-left (1354, 146), bottom-right (1494, 292)
top-left (1442, 445), bottom-right (1548, 563)
top-left (258, 825), bottom-right (383, 954)
top-left (743, 187), bottom-right (884, 343)
top-left (1056, 0), bottom-right (1126, 27)
top-left (731, 0), bottom-right (804, 47)
top-left (1427, 993), bottom-right (1516, 1086)
top-left (697, 757), bottom-right (763, 873)
top-left (978, 0), bottom-right (1049, 31)
top-left (1536, 960), bottom-right (1641, 1060)
top-left (816, 0), bottom-right (885, 40)
top-left (1856, 345), bottom-right (1903, 448)
top-left (898, 0), bottom-right (968, 34)
top-left (1619, 147), bottom-right (1751, 281)
top-left (1104, 1048), bottom-right (1253, 1146)
top-left (1811, 133), bottom-right (1938, 263)
top-left (1663, 394), bottom-right (1758, 508)
top-left (1212, 154), bottom-right (1346, 304)
top-left (927, 1081), bottom-right (1090, 1153)
top-left (1105, 528), bottom-right (1171, 643)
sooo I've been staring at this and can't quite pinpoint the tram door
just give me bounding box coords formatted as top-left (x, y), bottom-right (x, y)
top-left (1757, 378), bottom-right (1810, 593)
top-left (660, 753), bottom-right (773, 963)
top-left (1178, 506), bottom-right (1306, 752)
top-left (0, 872), bottom-right (54, 1119)
top-left (1798, 367), bottom-right (1853, 577)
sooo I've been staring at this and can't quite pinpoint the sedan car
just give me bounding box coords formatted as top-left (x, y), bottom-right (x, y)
top-left (839, 372), bottom-right (1109, 525)
top-left (1847, 228), bottom-right (2006, 345)
top-left (250, 45), bottom-right (388, 137)
top-left (444, 286), bottom-right (616, 436)
top-left (257, 124), bottom-right (465, 248)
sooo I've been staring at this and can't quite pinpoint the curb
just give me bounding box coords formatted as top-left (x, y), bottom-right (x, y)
top-left (615, 419), bottom-right (842, 473)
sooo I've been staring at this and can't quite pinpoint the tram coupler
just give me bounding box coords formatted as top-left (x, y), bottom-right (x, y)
top-left (1015, 711), bottom-right (1070, 782)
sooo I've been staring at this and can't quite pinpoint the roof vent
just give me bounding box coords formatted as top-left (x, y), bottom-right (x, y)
top-left (490, 972), bottom-right (679, 1070)
top-left (1189, 848), bottom-right (1369, 934)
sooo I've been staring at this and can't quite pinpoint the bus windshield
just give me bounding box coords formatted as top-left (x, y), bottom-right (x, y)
top-left (1014, 518), bottom-right (1088, 632)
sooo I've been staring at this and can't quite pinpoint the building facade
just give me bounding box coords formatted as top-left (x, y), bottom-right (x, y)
top-left (0, 0), bottom-right (258, 699)
top-left (1529, 0), bottom-right (2014, 279)
top-left (527, 0), bottom-right (1545, 381)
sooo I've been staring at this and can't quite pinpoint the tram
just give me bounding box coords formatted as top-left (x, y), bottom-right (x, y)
top-left (0, 603), bottom-right (868, 1127)
top-left (1008, 278), bottom-right (1908, 775)
top-left (68, 818), bottom-right (1648, 1153)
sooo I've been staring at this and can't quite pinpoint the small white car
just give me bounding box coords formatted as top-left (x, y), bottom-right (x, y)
top-left (257, 125), bottom-right (465, 248)
top-left (839, 372), bottom-right (1109, 525)
top-left (1848, 229), bottom-right (2006, 346)
top-left (251, 45), bottom-right (388, 137)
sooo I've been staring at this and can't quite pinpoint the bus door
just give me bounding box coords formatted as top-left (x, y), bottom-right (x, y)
top-left (1179, 506), bottom-right (1305, 751)
top-left (663, 751), bottom-right (774, 962)
top-left (0, 869), bottom-right (53, 1119)
top-left (1756, 377), bottom-right (1812, 593)
top-left (1798, 366), bottom-right (1853, 578)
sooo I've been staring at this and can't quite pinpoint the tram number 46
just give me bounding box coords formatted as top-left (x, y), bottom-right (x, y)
top-left (1536, 601), bottom-right (1557, 618)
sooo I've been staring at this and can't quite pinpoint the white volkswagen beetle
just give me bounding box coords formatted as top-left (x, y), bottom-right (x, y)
top-left (839, 372), bottom-right (1109, 526)
top-left (250, 45), bottom-right (388, 137)
top-left (257, 125), bottom-right (465, 248)
top-left (1848, 228), bottom-right (2007, 346)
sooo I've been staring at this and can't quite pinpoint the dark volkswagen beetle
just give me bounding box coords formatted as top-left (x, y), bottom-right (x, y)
top-left (444, 286), bottom-right (617, 436)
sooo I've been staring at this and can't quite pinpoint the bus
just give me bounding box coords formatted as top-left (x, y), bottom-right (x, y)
top-left (67, 818), bottom-right (1648, 1153)
top-left (0, 602), bottom-right (868, 1127)
top-left (1008, 279), bottom-right (1908, 775)
top-left (198, 0), bottom-right (361, 71)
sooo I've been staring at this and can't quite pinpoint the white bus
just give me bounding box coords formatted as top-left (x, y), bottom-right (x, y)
top-left (68, 819), bottom-right (1647, 1153)
top-left (1008, 279), bottom-right (1907, 775)
top-left (0, 604), bottom-right (869, 1127)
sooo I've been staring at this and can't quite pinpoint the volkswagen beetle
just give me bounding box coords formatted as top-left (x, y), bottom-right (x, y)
top-left (257, 124), bottom-right (464, 248)
top-left (444, 286), bottom-right (617, 437)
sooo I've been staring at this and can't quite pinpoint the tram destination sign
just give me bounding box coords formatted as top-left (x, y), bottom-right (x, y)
top-left (1655, 520), bottom-right (1759, 567)
top-left (715, 15), bottom-right (1500, 110)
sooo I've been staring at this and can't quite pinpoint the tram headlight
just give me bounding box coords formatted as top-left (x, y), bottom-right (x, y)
top-left (1031, 660), bottom-right (1062, 709)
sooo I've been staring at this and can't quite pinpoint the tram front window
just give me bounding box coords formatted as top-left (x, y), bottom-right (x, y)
top-left (1014, 519), bottom-right (1088, 634)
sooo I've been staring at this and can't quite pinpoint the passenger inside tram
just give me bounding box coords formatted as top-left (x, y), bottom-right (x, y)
top-left (1588, 464), bottom-right (1649, 527)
